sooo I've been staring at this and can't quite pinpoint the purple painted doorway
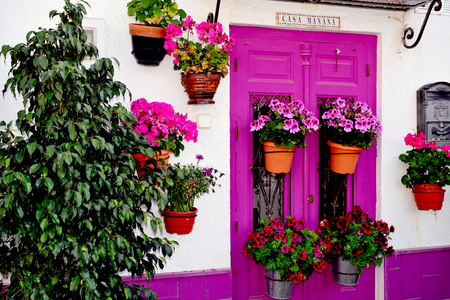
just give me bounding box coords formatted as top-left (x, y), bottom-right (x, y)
top-left (230, 26), bottom-right (378, 300)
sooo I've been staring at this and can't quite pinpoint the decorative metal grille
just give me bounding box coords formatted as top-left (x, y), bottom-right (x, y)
top-left (317, 97), bottom-right (355, 220)
top-left (250, 94), bottom-right (292, 228)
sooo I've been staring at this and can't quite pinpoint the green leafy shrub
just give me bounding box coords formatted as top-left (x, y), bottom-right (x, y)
top-left (0, 1), bottom-right (176, 299)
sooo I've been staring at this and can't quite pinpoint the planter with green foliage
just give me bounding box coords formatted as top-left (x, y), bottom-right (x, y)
top-left (127, 0), bottom-right (186, 66)
top-left (163, 155), bottom-right (223, 234)
top-left (0, 1), bottom-right (177, 299)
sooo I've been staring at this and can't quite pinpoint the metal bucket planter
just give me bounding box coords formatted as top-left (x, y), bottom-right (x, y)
top-left (264, 268), bottom-right (294, 299)
top-left (332, 256), bottom-right (360, 286)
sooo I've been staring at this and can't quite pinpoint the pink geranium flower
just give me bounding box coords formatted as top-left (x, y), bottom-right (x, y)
top-left (130, 98), bottom-right (198, 156)
top-left (320, 97), bottom-right (381, 149)
top-left (164, 16), bottom-right (236, 78)
top-left (250, 99), bottom-right (320, 149)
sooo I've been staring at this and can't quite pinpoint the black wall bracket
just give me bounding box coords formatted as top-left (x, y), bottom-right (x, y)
top-left (403, 0), bottom-right (442, 49)
top-left (207, 0), bottom-right (221, 23)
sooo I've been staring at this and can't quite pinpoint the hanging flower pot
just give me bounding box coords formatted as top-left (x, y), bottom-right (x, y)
top-left (412, 183), bottom-right (445, 210)
top-left (180, 72), bottom-right (221, 105)
top-left (263, 141), bottom-right (296, 174)
top-left (163, 207), bottom-right (198, 235)
top-left (332, 256), bottom-right (360, 286)
top-left (264, 268), bottom-right (294, 299)
top-left (132, 150), bottom-right (170, 177)
top-left (327, 140), bottom-right (363, 175)
top-left (129, 24), bottom-right (167, 66)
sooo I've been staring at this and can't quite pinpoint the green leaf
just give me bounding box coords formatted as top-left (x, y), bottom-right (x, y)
top-left (124, 286), bottom-right (131, 299)
top-left (85, 219), bottom-right (93, 231)
top-left (85, 278), bottom-right (96, 290)
top-left (49, 212), bottom-right (60, 224)
top-left (70, 276), bottom-right (80, 292)
top-left (37, 57), bottom-right (49, 69)
top-left (44, 177), bottom-right (54, 193)
top-left (46, 145), bottom-right (55, 158)
top-left (40, 218), bottom-right (49, 231)
top-left (26, 143), bottom-right (37, 156)
top-left (30, 164), bottom-right (41, 174)
top-left (51, 277), bottom-right (58, 285)
top-left (69, 123), bottom-right (77, 140)
top-left (40, 232), bottom-right (48, 243)
top-left (17, 206), bottom-right (24, 219)
top-left (36, 209), bottom-right (46, 221)
top-left (1, 45), bottom-right (10, 57)
top-left (74, 191), bottom-right (82, 207)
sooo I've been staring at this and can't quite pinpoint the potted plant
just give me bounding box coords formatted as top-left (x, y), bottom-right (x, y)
top-left (164, 16), bottom-right (236, 104)
top-left (399, 132), bottom-right (450, 210)
top-left (250, 99), bottom-right (320, 173)
top-left (318, 205), bottom-right (395, 286)
top-left (0, 1), bottom-right (177, 299)
top-left (127, 0), bottom-right (186, 65)
top-left (243, 216), bottom-right (327, 299)
top-left (320, 97), bottom-right (382, 174)
top-left (162, 155), bottom-right (224, 234)
top-left (129, 98), bottom-right (198, 176)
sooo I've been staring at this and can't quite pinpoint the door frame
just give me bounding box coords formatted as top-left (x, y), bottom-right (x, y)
top-left (230, 25), bottom-right (378, 300)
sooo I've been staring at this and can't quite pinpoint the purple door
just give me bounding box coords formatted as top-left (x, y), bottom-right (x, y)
top-left (230, 26), bottom-right (377, 300)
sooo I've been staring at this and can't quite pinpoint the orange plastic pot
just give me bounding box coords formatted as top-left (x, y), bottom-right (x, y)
top-left (163, 207), bottom-right (198, 235)
top-left (262, 141), bottom-right (296, 174)
top-left (327, 141), bottom-right (363, 175)
top-left (413, 184), bottom-right (445, 211)
top-left (132, 150), bottom-right (170, 177)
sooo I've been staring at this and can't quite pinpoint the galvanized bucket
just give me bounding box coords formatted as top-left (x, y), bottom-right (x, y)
top-left (332, 256), bottom-right (360, 286)
top-left (264, 268), bottom-right (294, 299)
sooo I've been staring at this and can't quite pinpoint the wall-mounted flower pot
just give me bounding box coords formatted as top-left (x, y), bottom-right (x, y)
top-left (132, 150), bottom-right (170, 177)
top-left (180, 72), bottom-right (221, 104)
top-left (129, 24), bottom-right (166, 66)
top-left (412, 183), bottom-right (445, 210)
top-left (262, 141), bottom-right (296, 174)
top-left (332, 256), bottom-right (360, 286)
top-left (327, 140), bottom-right (363, 174)
top-left (163, 207), bottom-right (198, 235)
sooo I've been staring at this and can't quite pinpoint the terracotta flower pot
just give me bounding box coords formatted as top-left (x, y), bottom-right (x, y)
top-left (180, 72), bottom-right (221, 104)
top-left (163, 207), bottom-right (198, 235)
top-left (412, 183), bottom-right (445, 211)
top-left (129, 24), bottom-right (166, 66)
top-left (262, 141), bottom-right (296, 174)
top-left (132, 150), bottom-right (170, 177)
top-left (327, 140), bottom-right (363, 175)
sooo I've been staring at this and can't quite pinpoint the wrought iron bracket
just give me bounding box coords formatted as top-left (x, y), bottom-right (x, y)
top-left (207, 0), bottom-right (221, 23)
top-left (403, 0), bottom-right (442, 49)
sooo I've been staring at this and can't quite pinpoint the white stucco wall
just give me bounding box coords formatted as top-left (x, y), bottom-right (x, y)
top-left (2, 0), bottom-right (450, 294)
